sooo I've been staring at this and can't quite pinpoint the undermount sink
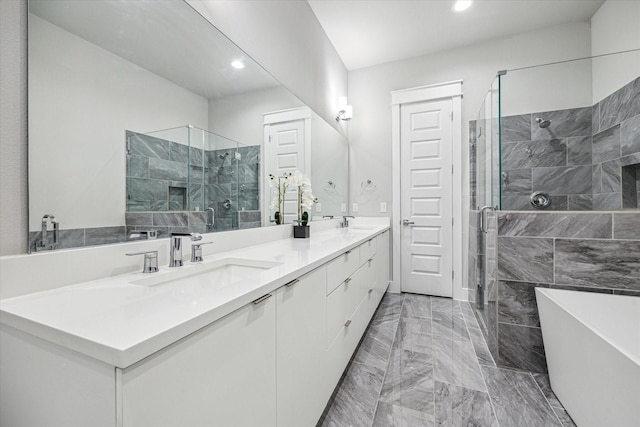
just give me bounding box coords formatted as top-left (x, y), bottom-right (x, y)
top-left (348, 225), bottom-right (377, 230)
top-left (131, 258), bottom-right (281, 287)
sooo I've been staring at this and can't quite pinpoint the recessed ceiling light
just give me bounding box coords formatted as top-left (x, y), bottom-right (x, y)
top-left (452, 0), bottom-right (474, 12)
top-left (231, 60), bottom-right (245, 69)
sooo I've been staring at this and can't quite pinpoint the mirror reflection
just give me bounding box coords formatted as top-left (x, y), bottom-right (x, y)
top-left (28, 0), bottom-right (348, 252)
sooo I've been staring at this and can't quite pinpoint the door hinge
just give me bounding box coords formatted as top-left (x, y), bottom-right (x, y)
top-left (452, 270), bottom-right (455, 280)
top-left (452, 217), bottom-right (454, 226)
top-left (451, 165), bottom-right (454, 174)
top-left (450, 112), bottom-right (453, 121)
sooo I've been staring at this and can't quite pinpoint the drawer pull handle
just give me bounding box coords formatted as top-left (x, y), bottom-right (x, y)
top-left (345, 250), bottom-right (352, 255)
top-left (368, 288), bottom-right (373, 294)
top-left (368, 239), bottom-right (373, 243)
top-left (344, 319), bottom-right (352, 327)
top-left (285, 279), bottom-right (300, 288)
top-left (368, 258), bottom-right (374, 263)
top-left (344, 278), bottom-right (352, 284)
top-left (252, 294), bottom-right (272, 305)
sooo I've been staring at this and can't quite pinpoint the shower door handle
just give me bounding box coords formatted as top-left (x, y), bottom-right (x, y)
top-left (479, 206), bottom-right (495, 234)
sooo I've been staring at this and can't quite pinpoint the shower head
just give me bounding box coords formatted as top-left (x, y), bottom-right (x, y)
top-left (535, 117), bottom-right (551, 128)
top-left (219, 152), bottom-right (230, 159)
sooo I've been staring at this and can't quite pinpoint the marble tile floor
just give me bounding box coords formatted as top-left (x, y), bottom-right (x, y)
top-left (318, 293), bottom-right (577, 427)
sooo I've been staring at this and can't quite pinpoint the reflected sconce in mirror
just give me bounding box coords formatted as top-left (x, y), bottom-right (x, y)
top-left (336, 96), bottom-right (353, 121)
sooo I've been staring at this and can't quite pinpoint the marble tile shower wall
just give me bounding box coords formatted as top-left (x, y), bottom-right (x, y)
top-left (500, 77), bottom-right (640, 210)
top-left (484, 211), bottom-right (640, 374)
top-left (126, 131), bottom-right (261, 233)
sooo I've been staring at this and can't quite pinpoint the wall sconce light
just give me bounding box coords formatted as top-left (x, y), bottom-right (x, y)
top-left (336, 96), bottom-right (353, 122)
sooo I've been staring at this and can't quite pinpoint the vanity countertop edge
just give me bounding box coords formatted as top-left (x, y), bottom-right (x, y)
top-left (0, 225), bottom-right (389, 369)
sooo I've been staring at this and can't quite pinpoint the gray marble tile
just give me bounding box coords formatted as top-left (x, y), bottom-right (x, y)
top-left (372, 294), bottom-right (404, 326)
top-left (593, 192), bottom-right (622, 210)
top-left (85, 226), bottom-right (126, 246)
top-left (434, 381), bottom-right (498, 427)
top-left (502, 114), bottom-right (532, 143)
top-left (592, 124), bottom-right (621, 164)
top-left (567, 194), bottom-right (593, 210)
top-left (622, 165), bottom-right (638, 208)
top-left (188, 212), bottom-right (206, 227)
top-left (474, 302), bottom-right (499, 362)
top-left (502, 169), bottom-right (532, 194)
top-left (498, 281), bottom-right (546, 327)
top-left (502, 139), bottom-right (566, 169)
top-left (401, 294), bottom-right (431, 319)
top-left (601, 158), bottom-right (621, 193)
top-left (379, 349), bottom-right (435, 413)
top-left (149, 200), bottom-right (168, 211)
top-left (548, 284), bottom-right (613, 294)
top-left (432, 336), bottom-right (486, 392)
top-left (129, 178), bottom-right (167, 202)
top-left (128, 131), bottom-right (171, 160)
top-left (501, 194), bottom-right (532, 210)
top-left (555, 239), bottom-right (640, 290)
top-left (149, 157), bottom-right (188, 182)
top-left (614, 213), bottom-right (640, 240)
top-left (591, 102), bottom-right (600, 135)
top-left (599, 76), bottom-right (640, 131)
top-left (497, 212), bottom-right (612, 238)
top-left (497, 323), bottom-right (547, 373)
top-left (372, 402), bottom-right (434, 427)
top-left (481, 365), bottom-right (562, 427)
top-left (321, 361), bottom-right (385, 427)
top-left (125, 212), bottom-right (153, 226)
top-left (532, 373), bottom-right (562, 408)
top-left (354, 325), bottom-right (394, 371)
top-left (152, 212), bottom-right (189, 227)
top-left (592, 163), bottom-right (602, 194)
top-left (531, 107), bottom-right (592, 140)
top-left (613, 288), bottom-right (640, 297)
top-left (566, 136), bottom-right (592, 166)
top-left (553, 407), bottom-right (578, 427)
top-left (431, 307), bottom-right (470, 343)
top-left (620, 153), bottom-right (640, 169)
top-left (170, 142), bottom-right (189, 164)
top-left (393, 317), bottom-right (432, 355)
top-left (189, 146), bottom-right (204, 167)
top-left (531, 165), bottom-right (592, 195)
top-left (621, 114), bottom-right (640, 156)
top-left (127, 154), bottom-right (149, 178)
top-left (467, 325), bottom-right (496, 367)
top-left (497, 237), bottom-right (554, 283)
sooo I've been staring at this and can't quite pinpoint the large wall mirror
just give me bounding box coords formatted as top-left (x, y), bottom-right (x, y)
top-left (28, 0), bottom-right (349, 252)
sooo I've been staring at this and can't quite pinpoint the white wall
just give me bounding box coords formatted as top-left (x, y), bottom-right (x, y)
top-left (29, 15), bottom-right (209, 231)
top-left (186, 0), bottom-right (348, 137)
top-left (348, 21), bottom-right (592, 293)
top-left (590, 0), bottom-right (640, 103)
top-left (0, 0), bottom-right (28, 256)
top-left (208, 86), bottom-right (303, 147)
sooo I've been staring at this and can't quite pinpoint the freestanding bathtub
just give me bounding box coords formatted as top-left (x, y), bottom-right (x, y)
top-left (536, 288), bottom-right (640, 427)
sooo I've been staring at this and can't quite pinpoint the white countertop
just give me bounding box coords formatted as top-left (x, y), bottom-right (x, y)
top-left (0, 225), bottom-right (388, 368)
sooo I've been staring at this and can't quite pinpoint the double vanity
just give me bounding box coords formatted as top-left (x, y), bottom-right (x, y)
top-left (0, 219), bottom-right (390, 427)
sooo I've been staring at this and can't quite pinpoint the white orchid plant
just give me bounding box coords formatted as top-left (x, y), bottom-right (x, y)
top-left (269, 170), bottom-right (317, 226)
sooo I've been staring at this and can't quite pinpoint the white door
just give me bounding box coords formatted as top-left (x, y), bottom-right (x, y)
top-left (400, 99), bottom-right (453, 297)
top-left (267, 119), bottom-right (305, 224)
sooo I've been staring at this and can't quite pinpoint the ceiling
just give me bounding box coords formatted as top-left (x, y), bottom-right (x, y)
top-left (308, 0), bottom-right (606, 70)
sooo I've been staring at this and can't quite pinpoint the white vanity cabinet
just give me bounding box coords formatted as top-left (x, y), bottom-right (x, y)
top-left (276, 267), bottom-right (330, 427)
top-left (120, 294), bottom-right (276, 427)
top-left (1, 227), bottom-right (391, 427)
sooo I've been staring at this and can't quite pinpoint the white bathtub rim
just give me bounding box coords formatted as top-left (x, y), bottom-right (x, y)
top-left (535, 287), bottom-right (640, 366)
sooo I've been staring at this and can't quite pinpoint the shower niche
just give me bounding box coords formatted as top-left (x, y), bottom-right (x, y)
top-left (125, 125), bottom-right (261, 236)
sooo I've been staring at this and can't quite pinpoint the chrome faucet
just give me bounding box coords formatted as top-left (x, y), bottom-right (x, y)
top-left (169, 232), bottom-right (202, 267)
top-left (36, 214), bottom-right (59, 252)
top-left (341, 216), bottom-right (355, 228)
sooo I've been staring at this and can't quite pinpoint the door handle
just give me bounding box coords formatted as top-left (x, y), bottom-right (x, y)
top-left (402, 219), bottom-right (415, 226)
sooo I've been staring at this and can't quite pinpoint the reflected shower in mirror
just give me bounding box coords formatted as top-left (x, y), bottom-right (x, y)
top-left (27, 0), bottom-right (348, 252)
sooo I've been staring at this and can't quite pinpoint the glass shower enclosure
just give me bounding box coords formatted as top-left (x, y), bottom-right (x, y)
top-left (126, 125), bottom-right (261, 236)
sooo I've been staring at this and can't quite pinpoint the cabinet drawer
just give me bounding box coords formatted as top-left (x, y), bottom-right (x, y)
top-left (326, 247), bottom-right (360, 295)
top-left (359, 236), bottom-right (377, 266)
top-left (326, 264), bottom-right (367, 346)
